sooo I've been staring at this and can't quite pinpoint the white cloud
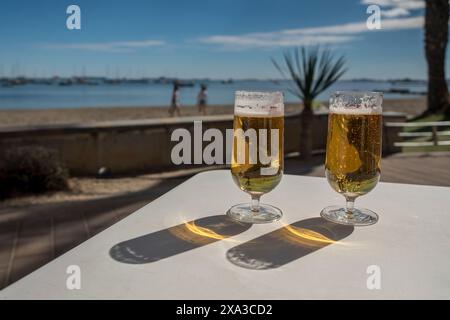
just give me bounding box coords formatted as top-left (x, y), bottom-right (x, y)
top-left (381, 7), bottom-right (410, 17)
top-left (284, 16), bottom-right (423, 35)
top-left (44, 40), bottom-right (165, 52)
top-left (378, 15), bottom-right (424, 28)
top-left (361, 0), bottom-right (425, 17)
top-left (197, 16), bottom-right (424, 50)
top-left (198, 34), bottom-right (357, 48)
top-left (361, 0), bottom-right (425, 10)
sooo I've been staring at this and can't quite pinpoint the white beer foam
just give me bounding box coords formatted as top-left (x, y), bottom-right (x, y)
top-left (329, 106), bottom-right (382, 115)
top-left (329, 91), bottom-right (382, 115)
top-left (234, 91), bottom-right (284, 117)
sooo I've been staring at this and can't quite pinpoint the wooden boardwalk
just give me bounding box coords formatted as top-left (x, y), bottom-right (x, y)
top-left (285, 152), bottom-right (450, 187)
top-left (0, 152), bottom-right (449, 290)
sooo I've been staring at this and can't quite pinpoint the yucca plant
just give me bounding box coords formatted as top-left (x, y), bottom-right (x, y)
top-left (272, 47), bottom-right (347, 159)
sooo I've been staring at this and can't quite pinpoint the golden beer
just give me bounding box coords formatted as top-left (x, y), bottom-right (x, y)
top-left (228, 91), bottom-right (284, 224)
top-left (321, 91), bottom-right (383, 226)
top-left (325, 112), bottom-right (382, 198)
top-left (231, 114), bottom-right (284, 194)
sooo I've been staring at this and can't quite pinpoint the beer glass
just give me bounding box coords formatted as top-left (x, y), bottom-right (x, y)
top-left (321, 91), bottom-right (382, 226)
top-left (228, 91), bottom-right (284, 224)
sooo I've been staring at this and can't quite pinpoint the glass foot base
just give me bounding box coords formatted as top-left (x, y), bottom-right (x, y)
top-left (227, 203), bottom-right (282, 224)
top-left (320, 205), bottom-right (378, 226)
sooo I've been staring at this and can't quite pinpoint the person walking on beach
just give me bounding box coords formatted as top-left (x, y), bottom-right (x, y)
top-left (169, 82), bottom-right (181, 117)
top-left (197, 84), bottom-right (208, 115)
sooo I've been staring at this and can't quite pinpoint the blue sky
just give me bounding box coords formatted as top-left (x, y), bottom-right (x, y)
top-left (0, 0), bottom-right (445, 79)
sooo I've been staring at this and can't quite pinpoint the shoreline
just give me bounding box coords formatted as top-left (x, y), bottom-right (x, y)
top-left (0, 98), bottom-right (426, 126)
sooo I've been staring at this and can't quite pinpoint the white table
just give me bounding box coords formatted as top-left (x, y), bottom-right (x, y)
top-left (1, 170), bottom-right (450, 299)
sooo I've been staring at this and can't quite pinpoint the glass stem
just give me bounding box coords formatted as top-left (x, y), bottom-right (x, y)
top-left (251, 194), bottom-right (261, 212)
top-left (345, 197), bottom-right (355, 217)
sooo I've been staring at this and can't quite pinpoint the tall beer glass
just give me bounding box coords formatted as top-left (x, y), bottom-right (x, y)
top-left (321, 91), bottom-right (382, 226)
top-left (228, 91), bottom-right (284, 224)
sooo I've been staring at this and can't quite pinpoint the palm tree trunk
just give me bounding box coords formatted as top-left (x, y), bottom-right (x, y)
top-left (299, 101), bottom-right (313, 160)
top-left (425, 0), bottom-right (449, 115)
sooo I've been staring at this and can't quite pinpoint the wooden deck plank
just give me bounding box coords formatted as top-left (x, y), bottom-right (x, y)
top-left (53, 212), bottom-right (89, 258)
top-left (7, 219), bottom-right (53, 286)
top-left (0, 222), bottom-right (19, 288)
top-left (84, 208), bottom-right (124, 237)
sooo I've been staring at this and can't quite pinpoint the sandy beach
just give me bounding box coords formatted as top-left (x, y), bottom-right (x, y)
top-left (0, 98), bottom-right (426, 126)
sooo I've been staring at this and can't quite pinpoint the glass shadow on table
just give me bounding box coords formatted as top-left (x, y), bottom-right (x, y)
top-left (109, 215), bottom-right (251, 264)
top-left (226, 217), bottom-right (354, 270)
